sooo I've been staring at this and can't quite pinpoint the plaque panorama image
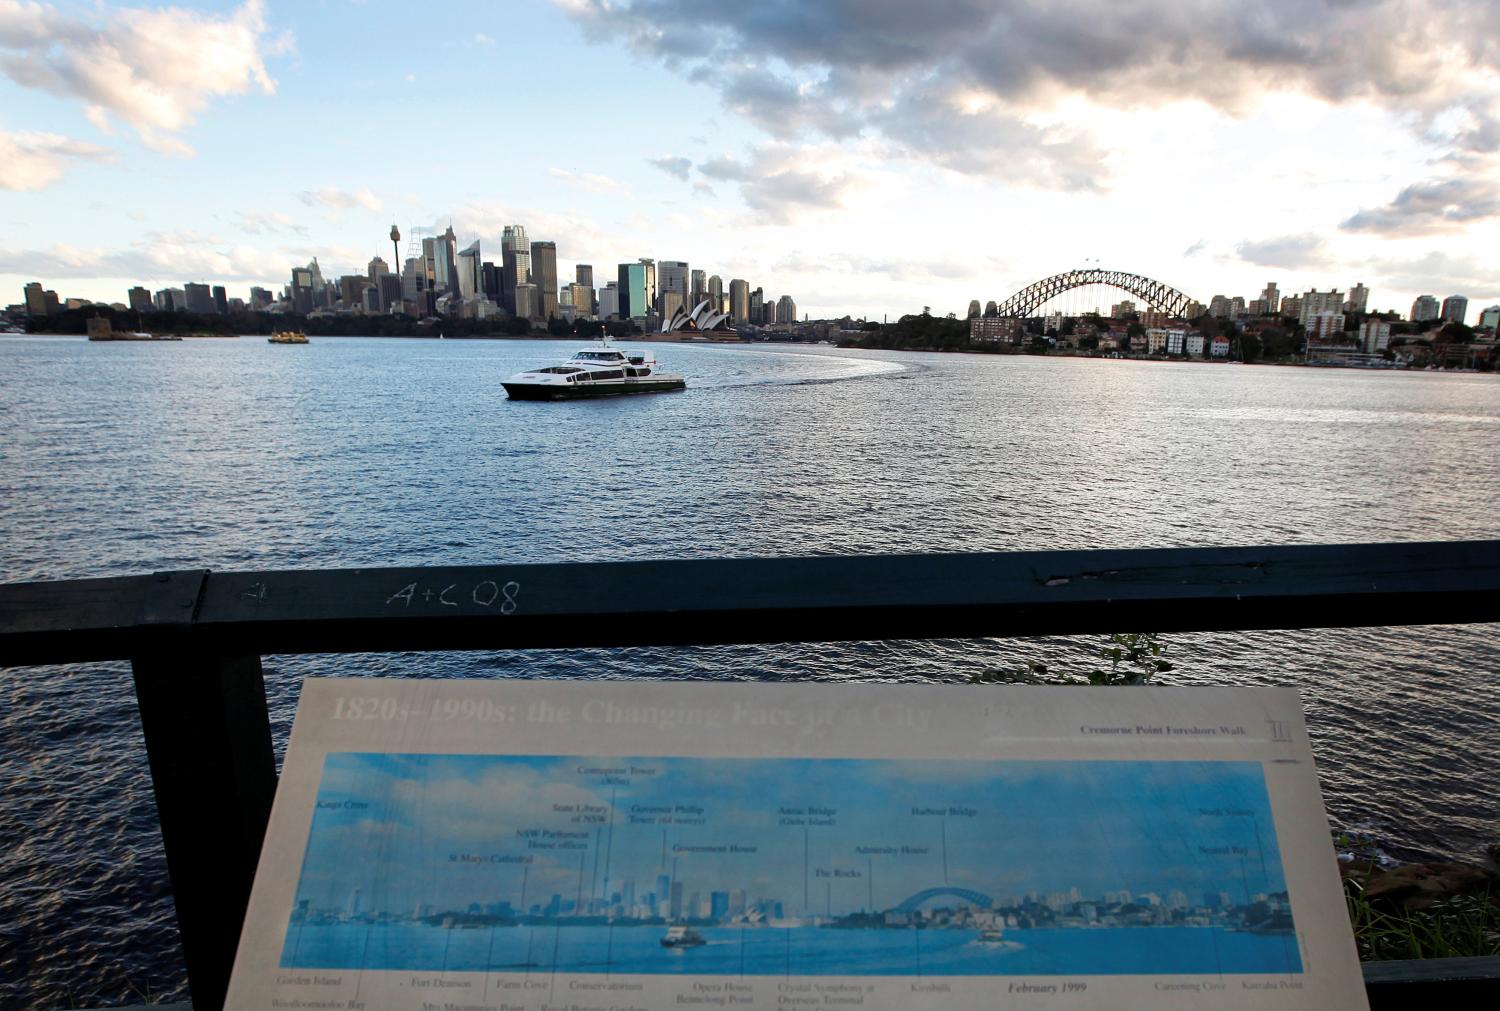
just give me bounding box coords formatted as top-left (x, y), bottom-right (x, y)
top-left (282, 754), bottom-right (1301, 976)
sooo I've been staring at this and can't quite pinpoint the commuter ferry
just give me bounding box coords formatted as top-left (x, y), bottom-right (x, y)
top-left (502, 343), bottom-right (686, 400)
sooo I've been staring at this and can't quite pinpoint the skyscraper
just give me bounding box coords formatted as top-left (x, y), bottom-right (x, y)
top-left (707, 275), bottom-right (723, 302)
top-left (617, 262), bottom-right (647, 319)
top-left (749, 287), bottom-right (763, 323)
top-left (457, 241), bottom-right (483, 299)
top-left (1260, 282), bottom-right (1280, 316)
top-left (575, 264), bottom-right (593, 289)
top-left (249, 287), bottom-right (272, 310)
top-left (128, 286), bottom-right (152, 313)
top-left (659, 260), bottom-right (690, 315)
top-left (776, 295), bottom-right (796, 323)
top-left (728, 279), bottom-right (749, 322)
top-left (1479, 305), bottom-right (1500, 330)
top-left (690, 269), bottom-right (706, 304)
top-left (638, 258), bottom-right (656, 315)
top-left (23, 282), bottom-right (48, 316)
top-left (1440, 294), bottom-right (1468, 324)
top-left (1410, 295), bottom-right (1439, 321)
top-left (368, 256), bottom-right (390, 281)
top-left (530, 241), bottom-right (558, 320)
top-left (183, 283), bottom-right (213, 314)
top-left (1298, 289), bottom-right (1342, 327)
top-left (598, 281), bottom-right (619, 319)
top-left (211, 285), bottom-right (228, 315)
top-left (501, 225), bottom-right (531, 315)
top-left (1345, 283), bottom-right (1368, 313)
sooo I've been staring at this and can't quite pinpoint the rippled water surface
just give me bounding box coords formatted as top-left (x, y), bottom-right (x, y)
top-left (2, 336), bottom-right (1498, 1007)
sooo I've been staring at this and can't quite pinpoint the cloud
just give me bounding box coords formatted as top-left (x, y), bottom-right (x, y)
top-left (472, 32), bottom-right (495, 47)
top-left (0, 0), bottom-right (287, 155)
top-left (647, 155), bottom-right (692, 180)
top-left (555, 0), bottom-right (1500, 199)
top-left (299, 186), bottom-right (384, 212)
top-left (1235, 233), bottom-right (1329, 270)
top-left (547, 167), bottom-right (631, 196)
top-left (236, 210), bottom-right (308, 237)
top-left (0, 129), bottom-right (111, 189)
top-left (1365, 252), bottom-right (1500, 301)
top-left (1341, 176), bottom-right (1500, 237)
top-left (693, 146), bottom-right (859, 223)
top-left (0, 237), bottom-right (292, 285)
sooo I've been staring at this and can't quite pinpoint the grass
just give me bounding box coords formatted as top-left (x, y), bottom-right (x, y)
top-left (1345, 876), bottom-right (1500, 961)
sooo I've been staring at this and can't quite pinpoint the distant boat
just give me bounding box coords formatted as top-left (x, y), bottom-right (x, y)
top-left (661, 926), bottom-right (706, 948)
top-left (268, 331), bottom-right (309, 345)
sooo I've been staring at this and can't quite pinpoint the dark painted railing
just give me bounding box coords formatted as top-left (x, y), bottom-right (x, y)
top-left (3, 541), bottom-right (1499, 1010)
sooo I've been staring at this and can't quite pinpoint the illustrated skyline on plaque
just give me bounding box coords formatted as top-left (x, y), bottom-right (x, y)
top-left (281, 754), bottom-right (1300, 977)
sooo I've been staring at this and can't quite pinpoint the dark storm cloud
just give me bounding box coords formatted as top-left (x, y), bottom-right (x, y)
top-left (1341, 177), bottom-right (1500, 237)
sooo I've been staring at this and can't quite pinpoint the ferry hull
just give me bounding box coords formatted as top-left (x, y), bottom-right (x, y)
top-left (503, 379), bottom-right (686, 400)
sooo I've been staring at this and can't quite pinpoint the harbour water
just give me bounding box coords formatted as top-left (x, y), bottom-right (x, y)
top-left (1, 336), bottom-right (1497, 1006)
top-left (281, 922), bottom-right (1301, 977)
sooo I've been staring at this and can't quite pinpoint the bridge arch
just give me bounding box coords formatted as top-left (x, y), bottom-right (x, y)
top-left (893, 887), bottom-right (994, 913)
top-left (996, 268), bottom-right (1196, 319)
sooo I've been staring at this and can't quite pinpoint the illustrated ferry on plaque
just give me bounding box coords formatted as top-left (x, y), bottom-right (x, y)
top-left (660, 926), bottom-right (707, 949)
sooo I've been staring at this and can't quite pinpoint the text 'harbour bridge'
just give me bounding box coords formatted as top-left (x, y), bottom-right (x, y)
top-left (995, 269), bottom-right (1196, 319)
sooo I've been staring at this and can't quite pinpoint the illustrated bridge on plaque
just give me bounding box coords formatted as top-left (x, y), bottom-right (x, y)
top-left (893, 887), bottom-right (995, 912)
top-left (993, 268), bottom-right (1198, 319)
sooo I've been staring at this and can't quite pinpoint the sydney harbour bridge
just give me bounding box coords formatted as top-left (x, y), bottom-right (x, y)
top-left (990, 268), bottom-right (1198, 319)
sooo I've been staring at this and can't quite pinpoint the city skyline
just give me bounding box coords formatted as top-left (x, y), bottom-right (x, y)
top-left (1, 2), bottom-right (1498, 320)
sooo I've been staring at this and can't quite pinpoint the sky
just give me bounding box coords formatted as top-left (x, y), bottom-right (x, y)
top-left (294, 753), bottom-right (1285, 917)
top-left (2, 0), bottom-right (1499, 321)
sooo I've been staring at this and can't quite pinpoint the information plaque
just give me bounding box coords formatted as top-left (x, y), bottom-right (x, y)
top-left (227, 679), bottom-right (1368, 1010)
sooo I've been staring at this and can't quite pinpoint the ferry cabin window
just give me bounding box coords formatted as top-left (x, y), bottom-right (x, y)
top-left (589, 370), bottom-right (623, 380)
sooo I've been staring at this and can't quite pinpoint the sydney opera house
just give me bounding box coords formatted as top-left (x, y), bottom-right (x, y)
top-left (659, 298), bottom-right (734, 336)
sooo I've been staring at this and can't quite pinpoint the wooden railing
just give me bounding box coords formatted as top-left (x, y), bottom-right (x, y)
top-left (3, 541), bottom-right (1499, 1010)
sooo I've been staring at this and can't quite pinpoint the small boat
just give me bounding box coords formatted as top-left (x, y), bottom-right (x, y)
top-left (503, 342), bottom-right (686, 400)
top-left (976, 928), bottom-right (1007, 945)
top-left (660, 926), bottom-right (706, 948)
top-left (268, 331), bottom-right (309, 344)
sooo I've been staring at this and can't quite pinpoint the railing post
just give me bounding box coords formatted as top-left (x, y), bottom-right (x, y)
top-left (131, 651), bottom-right (277, 1011)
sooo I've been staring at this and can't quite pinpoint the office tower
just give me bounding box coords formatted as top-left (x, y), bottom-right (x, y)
top-left (127, 286), bottom-right (152, 313)
top-left (690, 268), bottom-right (706, 299)
top-left (530, 241), bottom-right (558, 319)
top-left (777, 295), bottom-right (797, 323)
top-left (1440, 294), bottom-right (1468, 324)
top-left (500, 225), bottom-right (531, 315)
top-left (183, 282), bottom-right (213, 314)
top-left (660, 290), bottom-right (684, 320)
top-left (1260, 282), bottom-right (1280, 316)
top-left (402, 257), bottom-right (424, 300)
top-left (571, 280), bottom-right (593, 316)
top-left (457, 241), bottom-right (482, 299)
top-left (707, 274), bottom-right (723, 303)
top-left (211, 285), bottom-right (228, 314)
top-left (514, 282), bottom-right (539, 320)
top-left (368, 256), bottom-right (390, 281)
top-left (1479, 305), bottom-right (1500, 330)
top-left (575, 263), bottom-right (594, 289)
top-left (481, 262), bottom-right (500, 301)
top-left (598, 281), bottom-right (620, 319)
top-left (23, 282), bottom-right (48, 316)
top-left (638, 259), bottom-right (656, 315)
top-left (617, 262), bottom-right (647, 318)
top-left (749, 287), bottom-right (763, 322)
top-left (249, 286), bottom-right (272, 310)
top-left (1345, 283), bottom-right (1368, 313)
top-left (378, 274), bottom-right (402, 313)
top-left (1279, 294), bottom-right (1302, 319)
top-left (659, 260), bottom-right (690, 314)
top-left (1410, 295), bottom-right (1439, 321)
top-left (290, 265), bottom-right (315, 314)
top-left (339, 275), bottom-right (369, 308)
top-left (728, 278), bottom-right (749, 322)
top-left (1361, 319), bottom-right (1391, 353)
top-left (431, 229), bottom-right (458, 293)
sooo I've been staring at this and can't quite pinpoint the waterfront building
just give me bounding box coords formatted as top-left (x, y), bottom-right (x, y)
top-left (1440, 294), bottom-right (1468, 324)
top-left (1165, 329), bottom-right (1186, 355)
top-left (1306, 311), bottom-right (1345, 342)
top-left (457, 241), bottom-right (482, 300)
top-left (1479, 305), bottom-right (1500, 330)
top-left (776, 294), bottom-right (797, 324)
top-left (598, 281), bottom-right (620, 319)
top-left (183, 283), bottom-right (213, 314)
top-left (127, 286), bottom-right (152, 313)
top-left (514, 282), bottom-right (539, 321)
top-left (1361, 319), bottom-right (1391, 354)
top-left (1186, 331), bottom-right (1205, 356)
top-left (212, 286), bottom-right (228, 315)
top-left (1145, 327), bottom-right (1170, 354)
top-left (1299, 289), bottom-right (1342, 327)
top-left (728, 278), bottom-right (749, 323)
top-left (971, 317), bottom-right (1022, 343)
top-left (1345, 283), bottom-right (1368, 313)
top-left (1045, 311), bottom-right (1064, 333)
top-left (1411, 294), bottom-right (1439, 321)
top-left (617, 262), bottom-right (647, 319)
top-left (1211, 335), bottom-right (1230, 357)
top-left (531, 241), bottom-right (558, 320)
top-left (23, 282), bottom-right (50, 316)
top-left (659, 260), bottom-right (690, 315)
